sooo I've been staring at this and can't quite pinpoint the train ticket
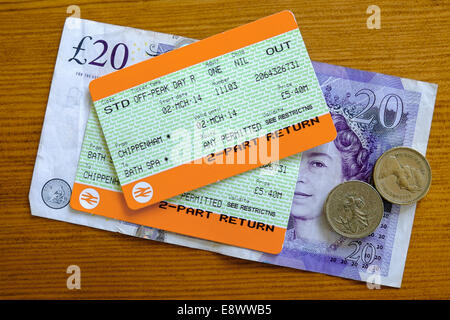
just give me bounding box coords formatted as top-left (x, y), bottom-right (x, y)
top-left (68, 15), bottom-right (303, 253)
top-left (89, 10), bottom-right (336, 209)
top-left (70, 105), bottom-right (301, 253)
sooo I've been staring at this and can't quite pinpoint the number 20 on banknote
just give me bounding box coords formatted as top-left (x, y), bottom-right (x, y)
top-left (88, 11), bottom-right (337, 210)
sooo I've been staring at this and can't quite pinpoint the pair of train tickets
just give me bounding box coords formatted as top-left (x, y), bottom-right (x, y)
top-left (71, 11), bottom-right (337, 254)
top-left (29, 12), bottom-right (437, 287)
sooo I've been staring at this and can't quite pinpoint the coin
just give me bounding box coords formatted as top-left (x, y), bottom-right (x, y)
top-left (324, 181), bottom-right (384, 239)
top-left (41, 178), bottom-right (72, 209)
top-left (373, 147), bottom-right (431, 205)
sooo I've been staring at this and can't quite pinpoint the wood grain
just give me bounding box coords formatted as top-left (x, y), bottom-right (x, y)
top-left (0, 0), bottom-right (449, 299)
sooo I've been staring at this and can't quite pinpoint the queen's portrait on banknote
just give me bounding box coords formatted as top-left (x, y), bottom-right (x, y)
top-left (261, 111), bottom-right (373, 276)
top-left (259, 61), bottom-right (435, 282)
top-left (288, 112), bottom-right (371, 244)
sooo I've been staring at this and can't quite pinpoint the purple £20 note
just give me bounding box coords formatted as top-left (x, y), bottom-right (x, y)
top-left (259, 61), bottom-right (437, 287)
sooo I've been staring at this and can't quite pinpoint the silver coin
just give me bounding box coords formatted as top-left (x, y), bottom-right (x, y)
top-left (41, 178), bottom-right (71, 209)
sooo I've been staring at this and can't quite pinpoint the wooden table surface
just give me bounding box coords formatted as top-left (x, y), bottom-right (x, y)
top-left (0, 0), bottom-right (449, 299)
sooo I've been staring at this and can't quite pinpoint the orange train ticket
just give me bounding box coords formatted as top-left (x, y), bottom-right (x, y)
top-left (88, 10), bottom-right (336, 210)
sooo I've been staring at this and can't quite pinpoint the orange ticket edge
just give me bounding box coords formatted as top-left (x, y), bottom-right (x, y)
top-left (89, 10), bottom-right (298, 101)
top-left (123, 113), bottom-right (337, 210)
top-left (70, 182), bottom-right (286, 254)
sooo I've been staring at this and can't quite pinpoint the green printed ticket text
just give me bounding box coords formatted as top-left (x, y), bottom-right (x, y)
top-left (93, 29), bottom-right (328, 186)
top-left (75, 106), bottom-right (302, 228)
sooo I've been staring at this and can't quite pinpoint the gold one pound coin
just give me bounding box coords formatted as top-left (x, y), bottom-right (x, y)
top-left (324, 181), bottom-right (384, 239)
top-left (373, 147), bottom-right (431, 205)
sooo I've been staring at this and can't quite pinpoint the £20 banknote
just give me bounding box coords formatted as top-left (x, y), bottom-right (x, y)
top-left (29, 17), bottom-right (437, 287)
